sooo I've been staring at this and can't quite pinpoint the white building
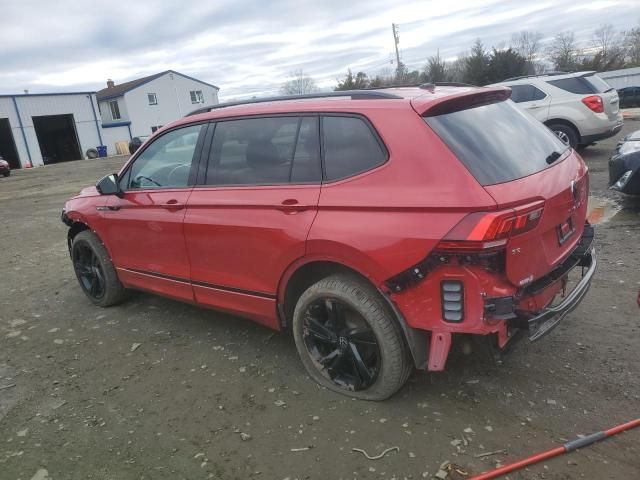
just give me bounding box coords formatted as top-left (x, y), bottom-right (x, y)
top-left (0, 92), bottom-right (104, 168)
top-left (96, 70), bottom-right (219, 138)
top-left (599, 66), bottom-right (640, 89)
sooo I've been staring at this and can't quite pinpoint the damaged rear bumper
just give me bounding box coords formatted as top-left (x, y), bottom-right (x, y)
top-left (509, 231), bottom-right (596, 341)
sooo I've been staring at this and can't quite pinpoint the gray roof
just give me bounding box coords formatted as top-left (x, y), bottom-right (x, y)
top-left (96, 70), bottom-right (219, 101)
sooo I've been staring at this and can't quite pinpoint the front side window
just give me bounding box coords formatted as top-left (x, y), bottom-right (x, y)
top-left (109, 100), bottom-right (121, 120)
top-left (148, 93), bottom-right (158, 105)
top-left (190, 90), bottom-right (204, 104)
top-left (508, 84), bottom-right (547, 103)
top-left (205, 116), bottom-right (321, 186)
top-left (322, 116), bottom-right (387, 181)
top-left (127, 124), bottom-right (202, 189)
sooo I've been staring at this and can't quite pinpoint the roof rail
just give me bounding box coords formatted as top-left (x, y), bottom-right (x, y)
top-left (187, 90), bottom-right (402, 116)
top-left (502, 71), bottom-right (572, 82)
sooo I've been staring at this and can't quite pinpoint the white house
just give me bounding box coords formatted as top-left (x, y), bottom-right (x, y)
top-left (96, 70), bottom-right (219, 138)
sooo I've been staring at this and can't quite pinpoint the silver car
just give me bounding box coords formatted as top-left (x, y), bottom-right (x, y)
top-left (489, 71), bottom-right (623, 149)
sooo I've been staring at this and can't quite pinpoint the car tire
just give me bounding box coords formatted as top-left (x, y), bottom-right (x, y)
top-left (2, 171), bottom-right (9, 177)
top-left (71, 230), bottom-right (128, 307)
top-left (548, 123), bottom-right (579, 149)
top-left (292, 274), bottom-right (410, 400)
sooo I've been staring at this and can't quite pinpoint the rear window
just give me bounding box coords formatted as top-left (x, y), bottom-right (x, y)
top-left (547, 74), bottom-right (613, 94)
top-left (425, 100), bottom-right (568, 186)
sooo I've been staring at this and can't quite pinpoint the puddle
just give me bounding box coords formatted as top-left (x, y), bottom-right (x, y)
top-left (587, 195), bottom-right (640, 225)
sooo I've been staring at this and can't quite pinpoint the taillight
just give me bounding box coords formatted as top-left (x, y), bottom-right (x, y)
top-left (435, 201), bottom-right (545, 253)
top-left (385, 201), bottom-right (544, 293)
top-left (581, 95), bottom-right (604, 113)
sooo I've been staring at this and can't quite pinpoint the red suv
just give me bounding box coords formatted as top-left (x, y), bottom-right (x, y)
top-left (62, 85), bottom-right (596, 400)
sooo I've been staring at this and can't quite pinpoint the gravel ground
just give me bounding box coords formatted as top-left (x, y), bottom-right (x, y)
top-left (0, 123), bottom-right (639, 480)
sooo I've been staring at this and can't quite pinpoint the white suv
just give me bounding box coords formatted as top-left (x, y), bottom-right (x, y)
top-left (489, 71), bottom-right (623, 149)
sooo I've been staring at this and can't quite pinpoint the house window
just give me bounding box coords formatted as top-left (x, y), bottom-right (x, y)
top-left (148, 93), bottom-right (158, 105)
top-left (109, 100), bottom-right (121, 120)
top-left (190, 90), bottom-right (204, 104)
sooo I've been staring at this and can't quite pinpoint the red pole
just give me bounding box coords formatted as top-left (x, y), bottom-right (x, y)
top-left (469, 418), bottom-right (640, 480)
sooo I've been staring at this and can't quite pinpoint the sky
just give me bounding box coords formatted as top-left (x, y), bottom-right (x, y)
top-left (0, 0), bottom-right (637, 100)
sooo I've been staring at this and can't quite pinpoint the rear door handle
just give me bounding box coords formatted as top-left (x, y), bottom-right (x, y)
top-left (160, 199), bottom-right (184, 210)
top-left (278, 199), bottom-right (308, 212)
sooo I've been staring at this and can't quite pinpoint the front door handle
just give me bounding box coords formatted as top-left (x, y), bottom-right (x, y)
top-left (160, 199), bottom-right (184, 211)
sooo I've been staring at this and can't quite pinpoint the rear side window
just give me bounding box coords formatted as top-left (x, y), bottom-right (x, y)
top-left (322, 116), bottom-right (387, 181)
top-left (507, 84), bottom-right (547, 103)
top-left (425, 100), bottom-right (568, 186)
top-left (205, 116), bottom-right (321, 185)
top-left (547, 75), bottom-right (613, 94)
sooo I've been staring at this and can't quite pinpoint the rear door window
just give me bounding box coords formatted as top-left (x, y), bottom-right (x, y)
top-left (205, 116), bottom-right (321, 185)
top-left (322, 116), bottom-right (387, 181)
top-left (425, 100), bottom-right (568, 186)
top-left (547, 75), bottom-right (613, 94)
top-left (507, 84), bottom-right (547, 103)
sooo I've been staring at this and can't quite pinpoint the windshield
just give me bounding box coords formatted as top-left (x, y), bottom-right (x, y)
top-left (425, 100), bottom-right (569, 186)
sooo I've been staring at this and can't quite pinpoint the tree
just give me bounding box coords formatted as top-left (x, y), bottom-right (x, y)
top-left (625, 24), bottom-right (640, 66)
top-left (448, 53), bottom-right (468, 83)
top-left (463, 40), bottom-right (490, 85)
top-left (335, 69), bottom-right (370, 90)
top-left (395, 61), bottom-right (409, 83)
top-left (548, 31), bottom-right (578, 71)
top-left (487, 48), bottom-right (528, 83)
top-left (280, 70), bottom-right (317, 95)
top-left (511, 31), bottom-right (543, 73)
top-left (425, 50), bottom-right (449, 82)
top-left (584, 24), bottom-right (626, 70)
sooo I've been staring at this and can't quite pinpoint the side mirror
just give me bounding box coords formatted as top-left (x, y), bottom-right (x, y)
top-left (96, 173), bottom-right (122, 196)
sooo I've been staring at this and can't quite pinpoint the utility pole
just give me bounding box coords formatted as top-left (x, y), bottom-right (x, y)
top-left (392, 23), bottom-right (402, 81)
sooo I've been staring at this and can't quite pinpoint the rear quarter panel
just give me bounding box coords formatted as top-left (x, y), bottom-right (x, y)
top-left (307, 107), bottom-right (497, 286)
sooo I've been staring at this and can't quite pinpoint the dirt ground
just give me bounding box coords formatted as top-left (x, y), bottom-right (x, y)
top-left (0, 123), bottom-right (638, 480)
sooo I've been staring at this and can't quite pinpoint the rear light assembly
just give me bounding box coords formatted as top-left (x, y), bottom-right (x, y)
top-left (385, 201), bottom-right (544, 293)
top-left (435, 201), bottom-right (544, 253)
top-left (581, 95), bottom-right (604, 113)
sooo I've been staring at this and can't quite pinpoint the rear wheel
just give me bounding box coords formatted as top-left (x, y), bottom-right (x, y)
top-left (548, 123), bottom-right (579, 149)
top-left (2, 171), bottom-right (9, 177)
top-left (292, 274), bottom-right (410, 400)
top-left (71, 230), bottom-right (127, 307)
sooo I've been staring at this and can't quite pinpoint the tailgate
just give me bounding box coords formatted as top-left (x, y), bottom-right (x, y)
top-left (484, 151), bottom-right (589, 287)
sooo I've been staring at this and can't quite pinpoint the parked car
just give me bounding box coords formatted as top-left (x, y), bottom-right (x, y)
top-left (128, 136), bottom-right (150, 154)
top-left (488, 71), bottom-right (623, 149)
top-left (618, 86), bottom-right (640, 108)
top-left (0, 156), bottom-right (10, 177)
top-left (609, 129), bottom-right (640, 195)
top-left (62, 86), bottom-right (596, 400)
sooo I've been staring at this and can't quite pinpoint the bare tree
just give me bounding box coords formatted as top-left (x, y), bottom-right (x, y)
top-left (548, 31), bottom-right (578, 71)
top-left (625, 24), bottom-right (640, 66)
top-left (511, 31), bottom-right (543, 73)
top-left (592, 24), bottom-right (617, 63)
top-left (448, 52), bottom-right (468, 83)
top-left (280, 70), bottom-right (318, 95)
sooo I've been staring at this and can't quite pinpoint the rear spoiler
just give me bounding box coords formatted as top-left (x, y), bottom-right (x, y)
top-left (412, 87), bottom-right (512, 117)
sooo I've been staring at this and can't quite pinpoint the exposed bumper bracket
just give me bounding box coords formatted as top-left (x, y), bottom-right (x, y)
top-left (514, 247), bottom-right (596, 341)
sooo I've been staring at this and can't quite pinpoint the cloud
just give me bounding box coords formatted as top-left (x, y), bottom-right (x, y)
top-left (0, 0), bottom-right (635, 99)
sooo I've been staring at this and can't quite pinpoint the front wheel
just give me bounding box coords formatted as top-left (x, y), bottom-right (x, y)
top-left (292, 274), bottom-right (410, 400)
top-left (71, 230), bottom-right (128, 307)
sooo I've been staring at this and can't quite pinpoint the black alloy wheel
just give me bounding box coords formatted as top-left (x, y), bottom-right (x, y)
top-left (73, 243), bottom-right (106, 301)
top-left (302, 297), bottom-right (381, 391)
